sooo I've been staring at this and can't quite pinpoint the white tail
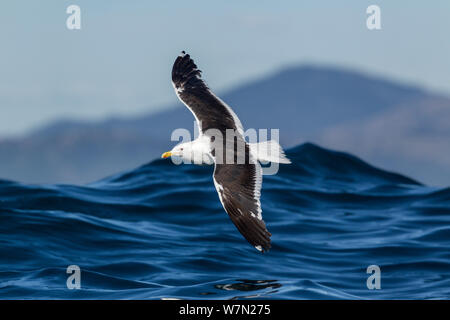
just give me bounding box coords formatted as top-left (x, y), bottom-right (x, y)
top-left (249, 140), bottom-right (291, 164)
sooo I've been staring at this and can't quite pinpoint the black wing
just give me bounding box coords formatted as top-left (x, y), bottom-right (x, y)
top-left (171, 51), bottom-right (243, 135)
top-left (213, 161), bottom-right (271, 252)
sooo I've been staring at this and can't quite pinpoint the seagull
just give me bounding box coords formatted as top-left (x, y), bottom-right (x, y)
top-left (161, 51), bottom-right (290, 252)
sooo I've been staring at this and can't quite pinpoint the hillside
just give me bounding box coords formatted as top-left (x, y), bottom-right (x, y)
top-left (1, 65), bottom-right (448, 185)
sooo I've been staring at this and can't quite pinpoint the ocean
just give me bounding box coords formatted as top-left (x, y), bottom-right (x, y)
top-left (0, 143), bottom-right (449, 299)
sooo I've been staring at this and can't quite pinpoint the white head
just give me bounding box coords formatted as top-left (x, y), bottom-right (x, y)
top-left (162, 142), bottom-right (193, 160)
top-left (161, 141), bottom-right (213, 165)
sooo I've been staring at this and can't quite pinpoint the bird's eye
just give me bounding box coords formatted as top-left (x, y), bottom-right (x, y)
top-left (180, 148), bottom-right (184, 151)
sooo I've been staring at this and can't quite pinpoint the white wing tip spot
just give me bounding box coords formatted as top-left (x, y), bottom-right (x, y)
top-left (255, 245), bottom-right (262, 252)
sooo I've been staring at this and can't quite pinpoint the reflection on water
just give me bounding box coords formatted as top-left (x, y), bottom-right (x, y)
top-left (213, 280), bottom-right (282, 299)
top-left (215, 279), bottom-right (281, 292)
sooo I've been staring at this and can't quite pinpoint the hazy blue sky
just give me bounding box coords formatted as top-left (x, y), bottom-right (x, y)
top-left (0, 0), bottom-right (449, 136)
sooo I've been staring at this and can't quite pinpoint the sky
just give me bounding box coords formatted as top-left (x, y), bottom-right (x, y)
top-left (0, 0), bottom-right (449, 137)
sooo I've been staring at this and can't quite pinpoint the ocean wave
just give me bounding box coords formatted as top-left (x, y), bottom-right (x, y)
top-left (0, 143), bottom-right (449, 299)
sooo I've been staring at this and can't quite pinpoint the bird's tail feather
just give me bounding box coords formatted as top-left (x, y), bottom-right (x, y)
top-left (249, 140), bottom-right (291, 164)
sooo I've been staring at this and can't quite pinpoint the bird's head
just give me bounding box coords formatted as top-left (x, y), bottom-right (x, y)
top-left (161, 142), bottom-right (192, 160)
top-left (162, 141), bottom-right (213, 165)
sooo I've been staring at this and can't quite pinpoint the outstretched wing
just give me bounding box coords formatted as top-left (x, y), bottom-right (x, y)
top-left (213, 160), bottom-right (271, 252)
top-left (171, 51), bottom-right (244, 136)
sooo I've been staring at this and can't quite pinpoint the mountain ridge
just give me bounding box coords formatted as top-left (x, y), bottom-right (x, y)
top-left (0, 64), bottom-right (448, 185)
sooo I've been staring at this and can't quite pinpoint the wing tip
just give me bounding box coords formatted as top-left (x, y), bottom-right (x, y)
top-left (172, 51), bottom-right (204, 91)
top-left (255, 242), bottom-right (271, 253)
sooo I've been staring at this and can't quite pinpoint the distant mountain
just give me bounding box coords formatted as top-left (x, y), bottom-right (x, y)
top-left (0, 65), bottom-right (448, 186)
top-left (318, 95), bottom-right (450, 186)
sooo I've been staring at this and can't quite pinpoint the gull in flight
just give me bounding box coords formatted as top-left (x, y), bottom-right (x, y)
top-left (162, 51), bottom-right (290, 252)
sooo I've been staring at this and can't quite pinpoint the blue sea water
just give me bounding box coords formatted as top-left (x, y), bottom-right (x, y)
top-left (0, 143), bottom-right (449, 299)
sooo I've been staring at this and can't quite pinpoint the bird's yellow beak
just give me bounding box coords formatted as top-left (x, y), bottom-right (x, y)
top-left (161, 151), bottom-right (172, 159)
